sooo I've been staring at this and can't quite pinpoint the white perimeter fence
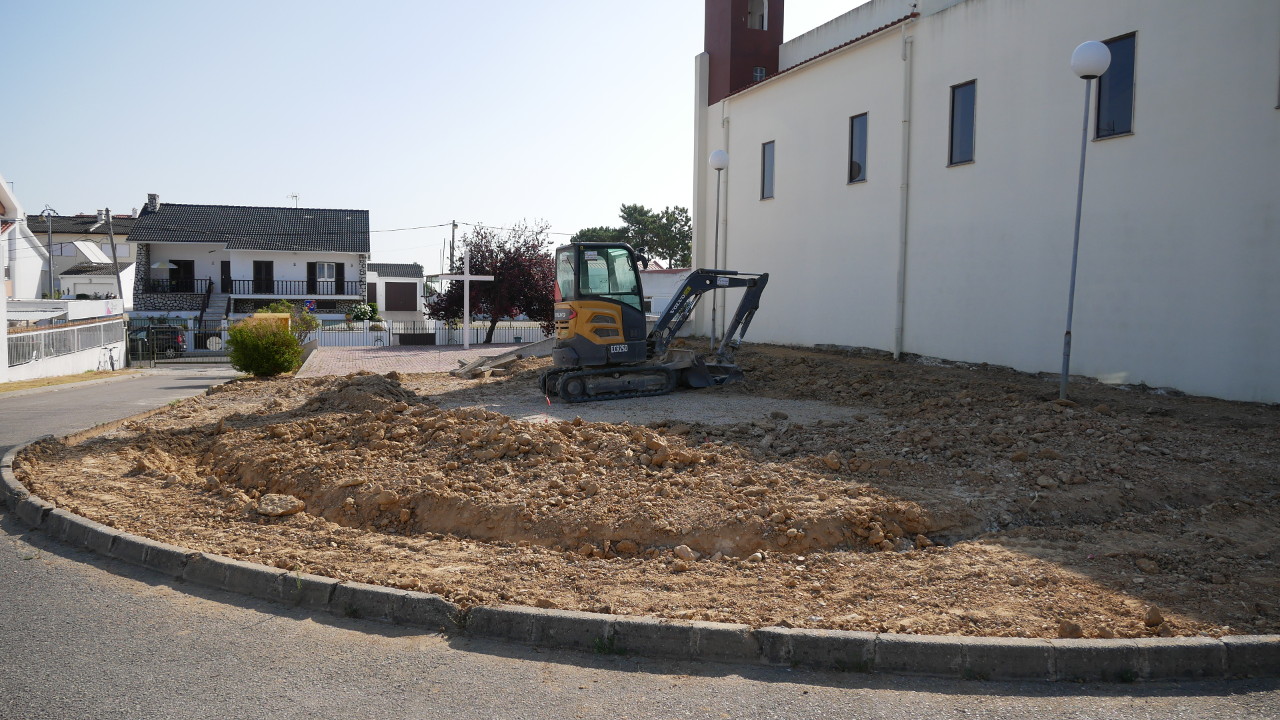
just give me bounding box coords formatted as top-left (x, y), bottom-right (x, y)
top-left (308, 320), bottom-right (551, 347)
top-left (7, 318), bottom-right (126, 368)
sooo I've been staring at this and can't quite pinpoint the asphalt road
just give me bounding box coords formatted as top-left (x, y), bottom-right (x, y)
top-left (1, 369), bottom-right (1277, 719)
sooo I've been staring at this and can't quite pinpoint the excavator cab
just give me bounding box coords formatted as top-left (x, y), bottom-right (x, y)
top-left (552, 243), bottom-right (650, 369)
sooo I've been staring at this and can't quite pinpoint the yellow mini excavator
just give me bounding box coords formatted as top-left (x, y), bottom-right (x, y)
top-left (540, 242), bottom-right (768, 403)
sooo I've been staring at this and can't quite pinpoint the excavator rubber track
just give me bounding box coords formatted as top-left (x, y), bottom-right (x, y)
top-left (548, 366), bottom-right (677, 403)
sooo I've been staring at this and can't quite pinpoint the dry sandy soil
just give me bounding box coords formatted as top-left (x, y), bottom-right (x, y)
top-left (13, 344), bottom-right (1279, 640)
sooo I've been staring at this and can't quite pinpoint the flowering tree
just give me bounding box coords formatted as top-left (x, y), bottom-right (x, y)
top-left (427, 221), bottom-right (555, 343)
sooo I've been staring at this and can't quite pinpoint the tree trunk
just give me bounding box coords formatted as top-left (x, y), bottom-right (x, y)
top-left (484, 316), bottom-right (499, 344)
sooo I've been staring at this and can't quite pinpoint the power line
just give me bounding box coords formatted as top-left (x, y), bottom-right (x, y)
top-left (456, 221), bottom-right (576, 237)
top-left (4, 218), bottom-right (578, 262)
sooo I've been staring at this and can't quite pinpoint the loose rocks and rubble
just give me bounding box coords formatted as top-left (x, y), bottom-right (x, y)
top-left (13, 344), bottom-right (1279, 639)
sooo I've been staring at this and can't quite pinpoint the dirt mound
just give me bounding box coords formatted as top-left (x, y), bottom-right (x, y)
top-left (204, 405), bottom-right (935, 558)
top-left (301, 371), bottom-right (422, 414)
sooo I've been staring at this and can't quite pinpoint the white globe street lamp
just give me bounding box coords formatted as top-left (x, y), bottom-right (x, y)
top-left (708, 150), bottom-right (729, 347)
top-left (1060, 41), bottom-right (1111, 400)
top-left (1071, 40), bottom-right (1112, 79)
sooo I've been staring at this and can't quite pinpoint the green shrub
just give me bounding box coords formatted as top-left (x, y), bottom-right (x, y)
top-left (227, 321), bottom-right (302, 376)
top-left (262, 299), bottom-right (320, 344)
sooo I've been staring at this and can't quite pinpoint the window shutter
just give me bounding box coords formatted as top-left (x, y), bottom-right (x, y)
top-left (335, 262), bottom-right (345, 295)
top-left (307, 262), bottom-right (317, 294)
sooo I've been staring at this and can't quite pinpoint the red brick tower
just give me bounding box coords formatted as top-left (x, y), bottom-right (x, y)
top-left (705, 0), bottom-right (785, 105)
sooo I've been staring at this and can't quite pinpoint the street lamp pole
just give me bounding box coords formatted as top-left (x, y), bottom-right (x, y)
top-left (708, 150), bottom-right (729, 349)
top-left (40, 206), bottom-right (58, 299)
top-left (1060, 41), bottom-right (1111, 401)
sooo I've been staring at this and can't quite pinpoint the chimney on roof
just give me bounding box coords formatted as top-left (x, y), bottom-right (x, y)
top-left (97, 209), bottom-right (106, 222)
top-left (146, 194), bottom-right (159, 212)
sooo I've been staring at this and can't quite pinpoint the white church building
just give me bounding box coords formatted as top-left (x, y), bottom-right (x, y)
top-left (692, 0), bottom-right (1279, 403)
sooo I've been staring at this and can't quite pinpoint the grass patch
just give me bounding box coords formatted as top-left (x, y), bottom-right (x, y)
top-left (0, 369), bottom-right (141, 395)
top-left (593, 635), bottom-right (625, 656)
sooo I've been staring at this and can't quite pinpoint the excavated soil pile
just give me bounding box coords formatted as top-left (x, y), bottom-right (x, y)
top-left (14, 346), bottom-right (1280, 639)
top-left (207, 392), bottom-right (932, 559)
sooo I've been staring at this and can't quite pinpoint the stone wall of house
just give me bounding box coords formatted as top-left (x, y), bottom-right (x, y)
top-left (132, 244), bottom-right (150, 299)
top-left (135, 292), bottom-right (205, 312)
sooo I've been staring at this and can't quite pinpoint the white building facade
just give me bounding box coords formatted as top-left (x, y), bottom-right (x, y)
top-left (693, 0), bottom-right (1280, 403)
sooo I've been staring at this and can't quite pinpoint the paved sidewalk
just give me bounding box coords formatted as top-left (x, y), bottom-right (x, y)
top-left (296, 344), bottom-right (526, 378)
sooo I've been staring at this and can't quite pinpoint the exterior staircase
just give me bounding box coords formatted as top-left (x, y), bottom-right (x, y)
top-left (203, 292), bottom-right (232, 322)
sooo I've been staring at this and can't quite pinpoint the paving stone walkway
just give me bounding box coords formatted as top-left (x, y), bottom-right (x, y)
top-left (296, 344), bottom-right (524, 378)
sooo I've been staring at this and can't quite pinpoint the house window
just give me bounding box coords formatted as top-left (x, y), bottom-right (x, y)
top-left (99, 243), bottom-right (128, 258)
top-left (753, 67), bottom-right (766, 83)
top-left (1096, 33), bottom-right (1136, 138)
top-left (949, 80), bottom-right (976, 165)
top-left (747, 0), bottom-right (767, 30)
top-left (761, 141), bottom-right (776, 199)
top-left (51, 243), bottom-right (74, 256)
top-left (848, 113), bottom-right (868, 183)
top-left (316, 262), bottom-right (335, 281)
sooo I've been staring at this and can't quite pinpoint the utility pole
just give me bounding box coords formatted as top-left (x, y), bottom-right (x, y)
top-left (449, 220), bottom-right (457, 270)
top-left (40, 206), bottom-right (57, 299)
top-left (105, 209), bottom-right (125, 302)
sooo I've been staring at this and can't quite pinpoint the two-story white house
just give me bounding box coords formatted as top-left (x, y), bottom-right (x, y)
top-left (128, 194), bottom-right (370, 323)
top-left (26, 211), bottom-right (136, 306)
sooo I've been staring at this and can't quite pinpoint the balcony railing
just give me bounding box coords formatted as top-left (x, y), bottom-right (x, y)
top-left (143, 278), bottom-right (361, 296)
top-left (144, 278), bottom-right (211, 294)
top-left (229, 279), bottom-right (361, 296)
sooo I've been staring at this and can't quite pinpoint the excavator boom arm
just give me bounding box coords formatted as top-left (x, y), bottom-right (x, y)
top-left (648, 269), bottom-right (769, 358)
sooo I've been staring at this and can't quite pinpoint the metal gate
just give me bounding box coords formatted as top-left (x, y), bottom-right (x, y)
top-left (126, 319), bottom-right (231, 367)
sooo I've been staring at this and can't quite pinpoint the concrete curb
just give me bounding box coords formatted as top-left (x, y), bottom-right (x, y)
top-left (3, 442), bottom-right (1277, 681)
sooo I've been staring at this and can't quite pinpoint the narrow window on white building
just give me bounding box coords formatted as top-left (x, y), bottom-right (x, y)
top-left (753, 66), bottom-right (767, 83)
top-left (761, 141), bottom-right (776, 199)
top-left (849, 113), bottom-right (868, 183)
top-left (316, 262), bottom-right (335, 281)
top-left (747, 0), bottom-right (767, 30)
top-left (1096, 33), bottom-right (1136, 138)
top-left (949, 80), bottom-right (976, 166)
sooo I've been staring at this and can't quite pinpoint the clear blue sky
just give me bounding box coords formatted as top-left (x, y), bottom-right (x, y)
top-left (5, 1), bottom-right (866, 273)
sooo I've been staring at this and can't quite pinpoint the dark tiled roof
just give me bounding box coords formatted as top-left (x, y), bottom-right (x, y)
top-left (368, 262), bottom-right (424, 278)
top-left (25, 214), bottom-right (137, 235)
top-left (129, 203), bottom-right (370, 253)
top-left (60, 261), bottom-right (133, 276)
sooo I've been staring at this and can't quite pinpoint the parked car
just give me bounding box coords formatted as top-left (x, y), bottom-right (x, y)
top-left (129, 326), bottom-right (187, 359)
